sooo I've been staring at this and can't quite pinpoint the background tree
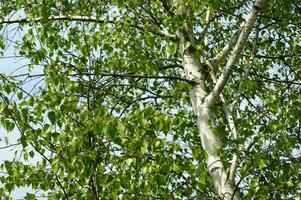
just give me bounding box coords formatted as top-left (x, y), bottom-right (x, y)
top-left (0, 0), bottom-right (300, 199)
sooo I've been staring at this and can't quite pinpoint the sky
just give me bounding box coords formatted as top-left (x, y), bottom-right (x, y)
top-left (0, 23), bottom-right (46, 199)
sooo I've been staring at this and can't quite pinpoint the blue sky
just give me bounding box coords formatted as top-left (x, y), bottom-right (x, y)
top-left (0, 25), bottom-right (46, 198)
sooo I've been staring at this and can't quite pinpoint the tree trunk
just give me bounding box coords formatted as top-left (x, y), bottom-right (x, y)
top-left (183, 54), bottom-right (239, 199)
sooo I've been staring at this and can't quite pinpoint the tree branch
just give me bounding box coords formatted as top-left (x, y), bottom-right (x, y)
top-left (230, 27), bottom-right (259, 111)
top-left (210, 28), bottom-right (242, 67)
top-left (250, 72), bottom-right (301, 86)
top-left (0, 143), bottom-right (20, 150)
top-left (9, 72), bottom-right (197, 84)
top-left (0, 15), bottom-right (178, 41)
top-left (206, 0), bottom-right (266, 107)
top-left (254, 53), bottom-right (300, 60)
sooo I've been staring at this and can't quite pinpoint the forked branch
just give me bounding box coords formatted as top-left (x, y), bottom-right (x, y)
top-left (206, 0), bottom-right (266, 107)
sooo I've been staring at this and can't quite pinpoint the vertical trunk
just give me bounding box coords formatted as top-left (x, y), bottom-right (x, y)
top-left (183, 54), bottom-right (239, 199)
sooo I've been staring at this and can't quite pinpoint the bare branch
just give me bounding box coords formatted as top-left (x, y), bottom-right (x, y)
top-left (0, 143), bottom-right (20, 150)
top-left (8, 72), bottom-right (197, 84)
top-left (254, 53), bottom-right (301, 60)
top-left (230, 27), bottom-right (259, 111)
top-left (250, 72), bottom-right (301, 86)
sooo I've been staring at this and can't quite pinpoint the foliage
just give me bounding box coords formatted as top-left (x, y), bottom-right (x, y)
top-left (0, 0), bottom-right (300, 199)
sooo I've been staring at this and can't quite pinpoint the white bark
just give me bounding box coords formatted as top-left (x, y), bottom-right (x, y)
top-left (181, 1), bottom-right (266, 198)
top-left (210, 29), bottom-right (241, 67)
top-left (206, 0), bottom-right (266, 107)
top-left (183, 54), bottom-right (238, 199)
top-left (203, 10), bottom-right (240, 186)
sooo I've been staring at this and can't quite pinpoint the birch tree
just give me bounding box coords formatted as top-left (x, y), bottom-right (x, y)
top-left (0, 0), bottom-right (300, 199)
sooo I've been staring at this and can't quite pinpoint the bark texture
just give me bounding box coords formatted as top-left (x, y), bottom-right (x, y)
top-left (181, 0), bottom-right (266, 199)
top-left (183, 54), bottom-right (238, 199)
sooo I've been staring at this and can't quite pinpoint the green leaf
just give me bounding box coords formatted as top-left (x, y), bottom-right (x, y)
top-left (0, 1), bottom-right (300, 199)
top-left (17, 92), bottom-right (23, 100)
top-left (47, 111), bottom-right (56, 125)
top-left (29, 151), bottom-right (35, 158)
top-left (141, 141), bottom-right (148, 154)
top-left (184, 41), bottom-right (191, 50)
top-left (23, 151), bottom-right (28, 161)
top-left (24, 193), bottom-right (36, 200)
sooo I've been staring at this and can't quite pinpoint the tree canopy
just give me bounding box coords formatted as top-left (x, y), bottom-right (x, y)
top-left (0, 0), bottom-right (300, 199)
